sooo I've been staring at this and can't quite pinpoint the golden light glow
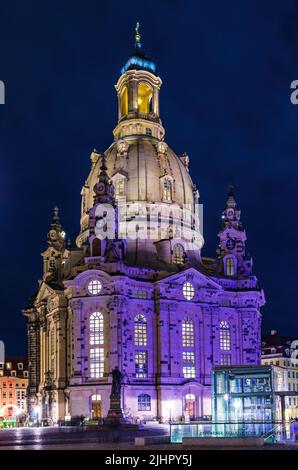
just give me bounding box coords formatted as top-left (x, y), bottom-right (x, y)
top-left (120, 86), bottom-right (128, 116)
top-left (137, 82), bottom-right (152, 113)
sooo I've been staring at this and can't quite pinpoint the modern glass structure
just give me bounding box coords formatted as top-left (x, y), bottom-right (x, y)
top-left (213, 365), bottom-right (276, 422)
top-left (212, 365), bottom-right (278, 438)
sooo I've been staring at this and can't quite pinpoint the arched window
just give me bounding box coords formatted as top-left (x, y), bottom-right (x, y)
top-left (182, 319), bottom-right (194, 347)
top-left (90, 312), bottom-right (104, 345)
top-left (173, 244), bottom-right (185, 265)
top-left (134, 315), bottom-right (147, 347)
top-left (226, 257), bottom-right (235, 276)
top-left (220, 321), bottom-right (231, 351)
top-left (90, 312), bottom-right (104, 379)
top-left (163, 178), bottom-right (172, 201)
top-left (138, 394), bottom-right (151, 411)
top-left (120, 86), bottom-right (128, 116)
top-left (137, 82), bottom-right (153, 113)
top-left (114, 178), bottom-right (125, 199)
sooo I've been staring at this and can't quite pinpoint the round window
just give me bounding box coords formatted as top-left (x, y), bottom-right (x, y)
top-left (88, 279), bottom-right (102, 295)
top-left (182, 282), bottom-right (195, 301)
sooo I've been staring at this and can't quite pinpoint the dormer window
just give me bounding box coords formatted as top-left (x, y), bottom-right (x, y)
top-left (18, 363), bottom-right (23, 370)
top-left (163, 178), bottom-right (172, 202)
top-left (225, 256), bottom-right (235, 276)
top-left (173, 244), bottom-right (185, 265)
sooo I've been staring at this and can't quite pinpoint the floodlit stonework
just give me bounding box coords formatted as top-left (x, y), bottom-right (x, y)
top-left (22, 27), bottom-right (265, 424)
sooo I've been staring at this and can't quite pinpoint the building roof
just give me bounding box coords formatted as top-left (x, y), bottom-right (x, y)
top-left (121, 23), bottom-right (156, 75)
top-left (261, 330), bottom-right (296, 357)
top-left (0, 356), bottom-right (28, 377)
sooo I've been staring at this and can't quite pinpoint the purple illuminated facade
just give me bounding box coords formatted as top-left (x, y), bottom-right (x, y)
top-left (23, 30), bottom-right (265, 423)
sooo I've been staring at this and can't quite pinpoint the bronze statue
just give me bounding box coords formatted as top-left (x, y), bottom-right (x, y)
top-left (111, 366), bottom-right (122, 396)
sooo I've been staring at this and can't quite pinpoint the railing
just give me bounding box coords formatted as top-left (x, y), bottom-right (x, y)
top-left (169, 421), bottom-right (293, 443)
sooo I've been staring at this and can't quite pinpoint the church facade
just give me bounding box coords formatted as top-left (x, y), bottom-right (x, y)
top-left (23, 26), bottom-right (265, 423)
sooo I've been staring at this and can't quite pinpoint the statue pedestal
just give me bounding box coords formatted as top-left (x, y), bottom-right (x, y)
top-left (105, 394), bottom-right (125, 424)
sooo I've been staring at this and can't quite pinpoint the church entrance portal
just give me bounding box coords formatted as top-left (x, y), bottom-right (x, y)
top-left (91, 394), bottom-right (102, 420)
top-left (185, 393), bottom-right (196, 420)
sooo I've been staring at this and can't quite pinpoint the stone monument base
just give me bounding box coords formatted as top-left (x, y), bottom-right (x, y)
top-left (105, 395), bottom-right (126, 425)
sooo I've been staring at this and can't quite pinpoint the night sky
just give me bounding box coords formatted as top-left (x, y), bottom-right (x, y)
top-left (1, 0), bottom-right (298, 355)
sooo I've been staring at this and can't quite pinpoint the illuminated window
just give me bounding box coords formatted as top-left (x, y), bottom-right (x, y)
top-left (226, 257), bottom-right (235, 276)
top-left (88, 279), bottom-right (102, 295)
top-left (115, 178), bottom-right (125, 198)
top-left (183, 351), bottom-right (195, 378)
top-left (134, 291), bottom-right (147, 299)
top-left (137, 82), bottom-right (153, 113)
top-left (134, 315), bottom-right (147, 347)
top-left (90, 348), bottom-right (104, 378)
top-left (138, 394), bottom-right (151, 411)
top-left (220, 321), bottom-right (231, 351)
top-left (135, 351), bottom-right (148, 378)
top-left (163, 178), bottom-right (172, 201)
top-left (90, 312), bottom-right (104, 346)
top-left (173, 244), bottom-right (185, 265)
top-left (182, 319), bottom-right (194, 347)
top-left (182, 282), bottom-right (195, 301)
top-left (90, 312), bottom-right (104, 378)
top-left (120, 86), bottom-right (128, 116)
top-left (221, 354), bottom-right (232, 365)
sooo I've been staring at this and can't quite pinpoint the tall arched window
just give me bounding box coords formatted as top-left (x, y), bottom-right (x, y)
top-left (138, 394), bottom-right (151, 411)
top-left (182, 318), bottom-right (194, 347)
top-left (173, 244), bottom-right (185, 265)
top-left (163, 178), bottom-right (172, 201)
top-left (120, 86), bottom-right (128, 116)
top-left (90, 312), bottom-right (104, 345)
top-left (134, 315), bottom-right (147, 346)
top-left (226, 257), bottom-right (235, 276)
top-left (219, 321), bottom-right (231, 351)
top-left (90, 312), bottom-right (104, 378)
top-left (137, 82), bottom-right (153, 113)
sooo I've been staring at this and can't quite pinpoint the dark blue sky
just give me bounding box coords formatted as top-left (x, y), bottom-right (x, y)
top-left (1, 0), bottom-right (298, 354)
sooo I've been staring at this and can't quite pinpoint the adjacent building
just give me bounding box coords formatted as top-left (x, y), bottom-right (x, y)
top-left (22, 26), bottom-right (265, 423)
top-left (0, 357), bottom-right (28, 425)
top-left (262, 330), bottom-right (298, 420)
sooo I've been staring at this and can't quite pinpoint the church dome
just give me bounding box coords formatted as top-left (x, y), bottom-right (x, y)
top-left (84, 137), bottom-right (195, 210)
top-left (76, 25), bottom-right (204, 268)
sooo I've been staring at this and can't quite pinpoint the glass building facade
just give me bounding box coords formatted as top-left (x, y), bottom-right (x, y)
top-left (212, 365), bottom-right (276, 423)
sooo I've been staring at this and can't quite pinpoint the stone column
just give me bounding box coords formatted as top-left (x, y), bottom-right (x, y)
top-left (70, 300), bottom-right (83, 383)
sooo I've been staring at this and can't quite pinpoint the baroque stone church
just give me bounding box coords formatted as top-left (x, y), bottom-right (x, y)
top-left (23, 26), bottom-right (265, 423)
